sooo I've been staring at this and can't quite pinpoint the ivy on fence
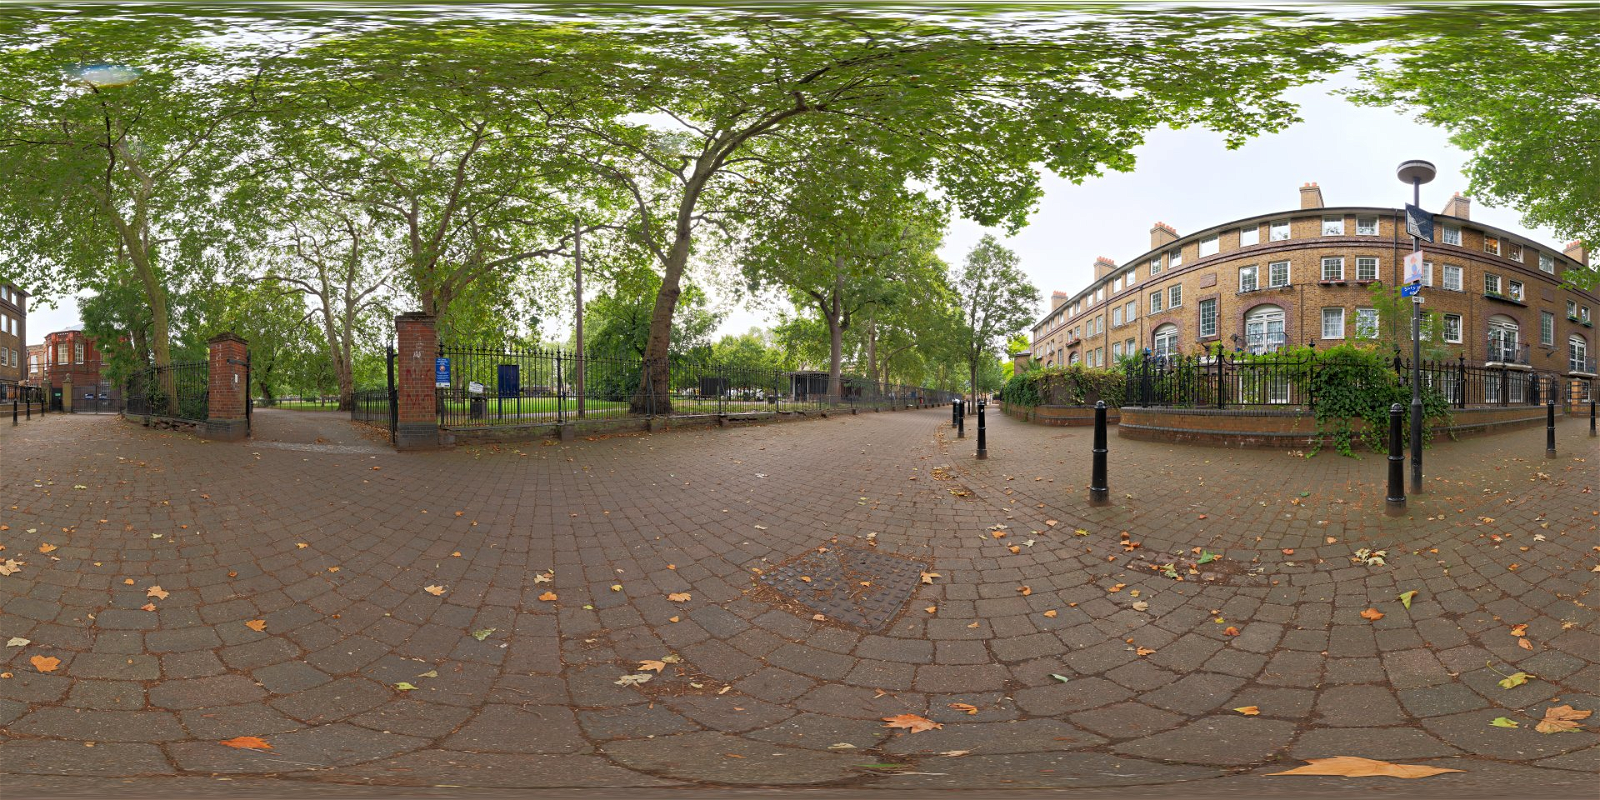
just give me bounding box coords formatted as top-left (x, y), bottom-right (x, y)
top-left (1000, 364), bottom-right (1126, 408)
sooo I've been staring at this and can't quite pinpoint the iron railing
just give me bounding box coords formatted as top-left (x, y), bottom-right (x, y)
top-left (434, 343), bottom-right (958, 428)
top-left (125, 361), bottom-right (209, 421)
top-left (351, 388), bottom-right (395, 430)
top-left (1126, 347), bottom-right (1566, 410)
top-left (1486, 337), bottom-right (1530, 366)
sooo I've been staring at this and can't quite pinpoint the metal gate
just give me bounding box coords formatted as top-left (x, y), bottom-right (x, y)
top-left (245, 349), bottom-right (253, 435)
top-left (71, 381), bottom-right (120, 414)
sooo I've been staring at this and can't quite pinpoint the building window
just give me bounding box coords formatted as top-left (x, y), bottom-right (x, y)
top-left (1321, 257), bottom-right (1344, 281)
top-left (1356, 216), bottom-right (1379, 236)
top-left (1149, 256), bottom-right (1161, 276)
top-left (1125, 300), bottom-right (1137, 322)
top-left (1095, 287), bottom-right (1103, 303)
top-left (1198, 235), bottom-right (1219, 258)
top-left (1113, 306), bottom-right (1123, 327)
top-left (1114, 275), bottom-right (1123, 293)
top-left (1356, 256), bottom-right (1378, 282)
top-left (1168, 284), bottom-right (1182, 307)
top-left (1443, 264), bottom-right (1462, 291)
top-left (1322, 215), bottom-right (1345, 236)
top-left (1356, 308), bottom-right (1379, 339)
top-left (1573, 335), bottom-right (1592, 374)
top-left (1539, 252), bottom-right (1555, 273)
top-left (1444, 313), bottom-right (1462, 343)
top-left (57, 343), bottom-right (68, 365)
top-left (1541, 311), bottom-right (1555, 346)
top-left (1268, 261), bottom-right (1290, 288)
top-left (1484, 273), bottom-right (1502, 296)
top-left (1199, 298), bottom-right (1217, 338)
top-left (1508, 242), bottom-right (1523, 262)
top-left (1584, 306), bottom-right (1593, 323)
top-left (1441, 225), bottom-right (1461, 246)
top-left (1168, 248), bottom-right (1183, 268)
top-left (1568, 300), bottom-right (1578, 319)
top-left (1152, 324), bottom-right (1178, 358)
top-left (1420, 260), bottom-right (1434, 287)
top-left (1125, 269), bottom-right (1137, 286)
top-left (74, 342), bottom-right (85, 364)
top-left (1508, 280), bottom-right (1523, 302)
top-left (1111, 341), bottom-right (1122, 360)
top-left (1150, 290), bottom-right (1163, 314)
top-left (1269, 220), bottom-right (1290, 241)
top-left (1488, 315), bottom-right (1519, 362)
top-left (1239, 265), bottom-right (1259, 293)
top-left (1483, 235), bottom-right (1500, 256)
top-left (1239, 226), bottom-right (1260, 247)
top-left (1245, 305), bottom-right (1286, 354)
top-left (1069, 351), bottom-right (1079, 365)
top-left (1321, 307), bottom-right (1345, 339)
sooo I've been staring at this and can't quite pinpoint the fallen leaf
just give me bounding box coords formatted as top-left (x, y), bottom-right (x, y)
top-left (1490, 717), bottom-right (1519, 728)
top-left (610, 584), bottom-right (623, 592)
top-left (1498, 672), bottom-right (1533, 689)
top-left (6, 637), bottom-right (30, 647)
top-left (1043, 610), bottom-right (1058, 618)
top-left (827, 742), bottom-right (857, 749)
top-left (882, 714), bottom-right (942, 733)
top-left (1234, 706), bottom-right (1261, 715)
top-left (146, 586), bottom-right (169, 600)
top-left (948, 703), bottom-right (979, 715)
top-left (219, 736), bottom-right (272, 750)
top-left (614, 674), bottom-right (652, 687)
top-left (1017, 585), bottom-right (1032, 596)
top-left (1361, 608), bottom-right (1385, 621)
top-left (30, 655), bottom-right (60, 673)
top-left (991, 530), bottom-right (1007, 539)
top-left (1518, 638), bottom-right (1535, 651)
top-left (1398, 590), bottom-right (1417, 609)
top-left (924, 606), bottom-right (937, 614)
top-left (244, 619), bottom-right (267, 632)
top-left (327, 566), bottom-right (340, 573)
top-left (1045, 519), bottom-right (1058, 527)
top-left (1535, 705), bottom-right (1591, 734)
top-left (938, 750), bottom-right (971, 757)
top-left (39, 543), bottom-right (57, 554)
top-left (296, 543), bottom-right (308, 549)
top-left (1223, 626), bottom-right (1240, 636)
top-left (1509, 623), bottom-right (1528, 637)
top-left (416, 669), bottom-right (438, 678)
top-left (668, 592), bottom-right (692, 602)
top-left (1135, 647), bottom-right (1155, 657)
top-left (668, 616), bottom-right (680, 623)
top-left (140, 603), bottom-right (156, 612)
top-left (0, 559), bottom-right (21, 576)
top-left (920, 571), bottom-right (941, 584)
top-left (393, 682), bottom-right (418, 691)
top-left (1008, 545), bottom-right (1020, 554)
top-left (1267, 756), bottom-right (1464, 778)
top-left (638, 660), bottom-right (667, 673)
top-left (1132, 601), bottom-right (1150, 612)
top-left (470, 628), bottom-right (495, 641)
top-left (539, 591), bottom-right (558, 602)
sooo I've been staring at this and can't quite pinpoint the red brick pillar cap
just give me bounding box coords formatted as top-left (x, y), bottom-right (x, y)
top-left (208, 331), bottom-right (248, 346)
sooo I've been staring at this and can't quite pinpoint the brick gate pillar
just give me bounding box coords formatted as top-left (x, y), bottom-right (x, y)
top-left (204, 332), bottom-right (250, 441)
top-left (395, 312), bottom-right (442, 450)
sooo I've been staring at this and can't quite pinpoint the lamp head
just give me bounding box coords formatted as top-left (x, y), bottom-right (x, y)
top-left (1396, 159), bottom-right (1437, 185)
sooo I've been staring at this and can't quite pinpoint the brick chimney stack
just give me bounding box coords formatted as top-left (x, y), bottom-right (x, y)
top-left (1093, 256), bottom-right (1118, 279)
top-left (1150, 222), bottom-right (1178, 250)
top-left (1565, 240), bottom-right (1589, 267)
top-left (1441, 192), bottom-right (1471, 220)
top-left (1299, 182), bottom-right (1324, 210)
top-left (1051, 290), bottom-right (1068, 310)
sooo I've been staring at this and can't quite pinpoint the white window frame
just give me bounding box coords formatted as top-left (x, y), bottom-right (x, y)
top-left (1483, 235), bottom-right (1500, 256)
top-left (1443, 313), bottom-right (1462, 344)
top-left (1198, 235), bottom-right (1219, 257)
top-left (1356, 308), bottom-right (1379, 339)
top-left (1168, 284), bottom-right (1182, 308)
top-left (1112, 306), bottom-right (1123, 327)
top-left (1239, 226), bottom-right (1260, 247)
top-left (1125, 300), bottom-right (1137, 322)
top-left (1239, 265), bottom-right (1258, 293)
top-left (1584, 307), bottom-right (1592, 323)
top-left (1269, 220), bottom-right (1291, 241)
top-left (1168, 248), bottom-right (1183, 268)
top-left (1150, 290), bottom-right (1163, 314)
top-left (1442, 264), bottom-right (1462, 291)
top-left (1442, 225), bottom-right (1461, 246)
top-left (1149, 256), bottom-right (1162, 276)
top-left (1509, 280), bottom-right (1523, 302)
top-left (1569, 300), bottom-right (1579, 318)
top-left (1539, 252), bottom-right (1555, 273)
top-left (1508, 242), bottom-right (1523, 262)
top-left (1484, 273), bottom-right (1502, 296)
top-left (1111, 341), bottom-right (1122, 360)
top-left (1244, 306), bottom-right (1287, 355)
top-left (1356, 256), bottom-right (1378, 282)
top-left (1356, 216), bottom-right (1379, 236)
top-left (1199, 297), bottom-right (1218, 338)
top-left (1268, 261), bottom-right (1290, 288)
top-left (1321, 307), bottom-right (1345, 340)
top-left (1540, 311), bottom-right (1555, 346)
top-left (1114, 275), bottom-right (1122, 293)
top-left (1152, 325), bottom-right (1179, 358)
top-left (1125, 269), bottom-right (1137, 287)
top-left (1573, 335), bottom-right (1591, 374)
top-left (1321, 256), bottom-right (1344, 282)
top-left (74, 342), bottom-right (84, 364)
top-left (1322, 215), bottom-right (1345, 236)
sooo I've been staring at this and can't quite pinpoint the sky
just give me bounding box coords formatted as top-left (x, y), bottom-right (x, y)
top-left (20, 72), bottom-right (1565, 346)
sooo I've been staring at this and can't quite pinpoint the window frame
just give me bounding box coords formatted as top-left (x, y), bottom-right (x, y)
top-left (1356, 308), bottom-right (1379, 339)
top-left (1483, 235), bottom-right (1500, 256)
top-left (1199, 297), bottom-right (1218, 338)
top-left (1321, 307), bottom-right (1345, 340)
top-left (1539, 252), bottom-right (1555, 273)
top-left (1443, 313), bottom-right (1463, 344)
top-left (1167, 284), bottom-right (1182, 308)
top-left (1239, 225), bottom-right (1260, 247)
top-left (1356, 256), bottom-right (1378, 282)
top-left (1269, 220), bottom-right (1290, 241)
top-left (1356, 216), bottom-right (1379, 236)
top-left (1508, 242), bottom-right (1523, 262)
top-left (1441, 225), bottom-right (1461, 246)
top-left (1198, 235), bottom-right (1219, 258)
top-left (1321, 256), bottom-right (1345, 282)
top-left (1168, 248), bottom-right (1183, 268)
top-left (1239, 264), bottom-right (1259, 293)
top-left (1321, 215), bottom-right (1345, 236)
top-left (1540, 311), bottom-right (1555, 346)
top-left (1442, 264), bottom-right (1462, 291)
top-left (1268, 261), bottom-right (1290, 288)
top-left (1150, 290), bottom-right (1163, 314)
top-left (1509, 280), bottom-right (1524, 302)
top-left (1484, 273), bottom-right (1502, 296)
top-left (1149, 256), bottom-right (1162, 277)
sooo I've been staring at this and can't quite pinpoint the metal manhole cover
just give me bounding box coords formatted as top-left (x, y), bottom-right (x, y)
top-left (758, 546), bottom-right (927, 632)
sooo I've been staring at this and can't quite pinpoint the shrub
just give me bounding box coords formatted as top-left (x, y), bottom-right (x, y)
top-left (999, 364), bottom-right (1125, 408)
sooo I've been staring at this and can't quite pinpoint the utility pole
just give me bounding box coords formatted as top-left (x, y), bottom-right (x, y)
top-left (1397, 160), bottom-right (1436, 493)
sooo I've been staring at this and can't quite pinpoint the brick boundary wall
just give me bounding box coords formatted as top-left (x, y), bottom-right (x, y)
top-left (202, 332), bottom-right (249, 442)
top-left (1117, 404), bottom-right (1563, 448)
top-left (1000, 402), bottom-right (1122, 427)
top-left (394, 313), bottom-right (443, 450)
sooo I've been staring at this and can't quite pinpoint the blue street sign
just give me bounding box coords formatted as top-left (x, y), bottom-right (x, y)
top-left (497, 364), bottom-right (520, 398)
top-left (1401, 283), bottom-right (1421, 298)
top-left (434, 357), bottom-right (451, 387)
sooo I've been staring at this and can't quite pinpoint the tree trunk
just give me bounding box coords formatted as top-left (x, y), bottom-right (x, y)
top-left (865, 312), bottom-right (878, 394)
top-left (120, 226), bottom-right (176, 415)
top-left (631, 158), bottom-right (716, 415)
top-left (827, 270), bottom-right (845, 405)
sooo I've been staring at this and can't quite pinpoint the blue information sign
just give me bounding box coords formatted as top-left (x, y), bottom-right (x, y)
top-left (497, 364), bottom-right (520, 399)
top-left (1401, 283), bottom-right (1421, 298)
top-left (434, 357), bottom-right (451, 387)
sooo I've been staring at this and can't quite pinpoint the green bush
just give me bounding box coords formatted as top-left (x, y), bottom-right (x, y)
top-left (999, 363), bottom-right (1125, 408)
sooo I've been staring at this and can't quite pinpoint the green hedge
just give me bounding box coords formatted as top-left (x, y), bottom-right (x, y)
top-left (1000, 364), bottom-right (1125, 408)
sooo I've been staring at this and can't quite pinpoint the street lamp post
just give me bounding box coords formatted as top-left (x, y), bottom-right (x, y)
top-left (1397, 159), bottom-right (1437, 493)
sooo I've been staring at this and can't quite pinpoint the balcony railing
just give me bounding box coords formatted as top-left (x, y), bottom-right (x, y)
top-left (1486, 337), bottom-right (1529, 366)
top-left (1571, 354), bottom-right (1598, 375)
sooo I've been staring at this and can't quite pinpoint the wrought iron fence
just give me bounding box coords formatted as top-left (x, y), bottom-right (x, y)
top-left (125, 361), bottom-right (209, 421)
top-left (434, 343), bottom-right (958, 428)
top-left (1126, 348), bottom-right (1566, 410)
top-left (351, 387), bottom-right (395, 433)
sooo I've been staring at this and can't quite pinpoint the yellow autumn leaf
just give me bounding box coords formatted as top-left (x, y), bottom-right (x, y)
top-left (1234, 706), bottom-right (1261, 716)
top-left (1267, 756), bottom-right (1464, 779)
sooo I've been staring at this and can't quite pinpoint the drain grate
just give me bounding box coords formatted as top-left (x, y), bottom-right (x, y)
top-left (759, 546), bottom-right (927, 632)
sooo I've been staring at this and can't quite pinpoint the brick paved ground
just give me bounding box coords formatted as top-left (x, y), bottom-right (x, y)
top-left (0, 406), bottom-right (1595, 798)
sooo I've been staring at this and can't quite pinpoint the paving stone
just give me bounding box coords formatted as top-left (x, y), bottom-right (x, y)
top-left (884, 718), bottom-right (1105, 755)
top-left (1114, 716), bottom-right (1298, 765)
top-left (1015, 678), bottom-right (1133, 715)
top-left (0, 740), bottom-right (173, 776)
top-left (169, 723), bottom-right (427, 772)
top-left (602, 731), bottom-right (865, 785)
top-left (13, 707), bottom-right (188, 742)
top-left (1422, 710), bottom-right (1600, 760)
top-left (1070, 701), bottom-right (1186, 738)
top-left (180, 702), bottom-right (305, 738)
top-left (148, 674), bottom-right (265, 710)
top-left (877, 752), bottom-right (1221, 789)
top-left (442, 704), bottom-right (589, 753)
top-left (313, 751), bottom-right (681, 788)
top-left (578, 703), bottom-right (699, 740)
top-left (1314, 684), bottom-right (1407, 727)
top-left (1290, 727), bottom-right (1462, 759)
top-left (745, 712), bottom-right (891, 750)
top-left (269, 676), bottom-right (390, 723)
top-left (348, 699), bottom-right (475, 738)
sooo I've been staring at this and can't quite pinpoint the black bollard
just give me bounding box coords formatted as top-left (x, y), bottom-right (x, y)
top-left (1386, 403), bottom-right (1406, 513)
top-left (1546, 400), bottom-right (1557, 457)
top-left (1590, 399), bottom-right (1596, 438)
top-left (1089, 400), bottom-right (1108, 505)
top-left (957, 399), bottom-right (965, 439)
top-left (11, 400), bottom-right (16, 426)
top-left (976, 399), bottom-right (988, 459)
top-left (952, 398), bottom-right (960, 428)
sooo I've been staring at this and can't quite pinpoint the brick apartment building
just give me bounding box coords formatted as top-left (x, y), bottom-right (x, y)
top-left (1029, 183), bottom-right (1597, 392)
top-left (0, 283), bottom-right (25, 398)
top-left (40, 328), bottom-right (120, 410)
